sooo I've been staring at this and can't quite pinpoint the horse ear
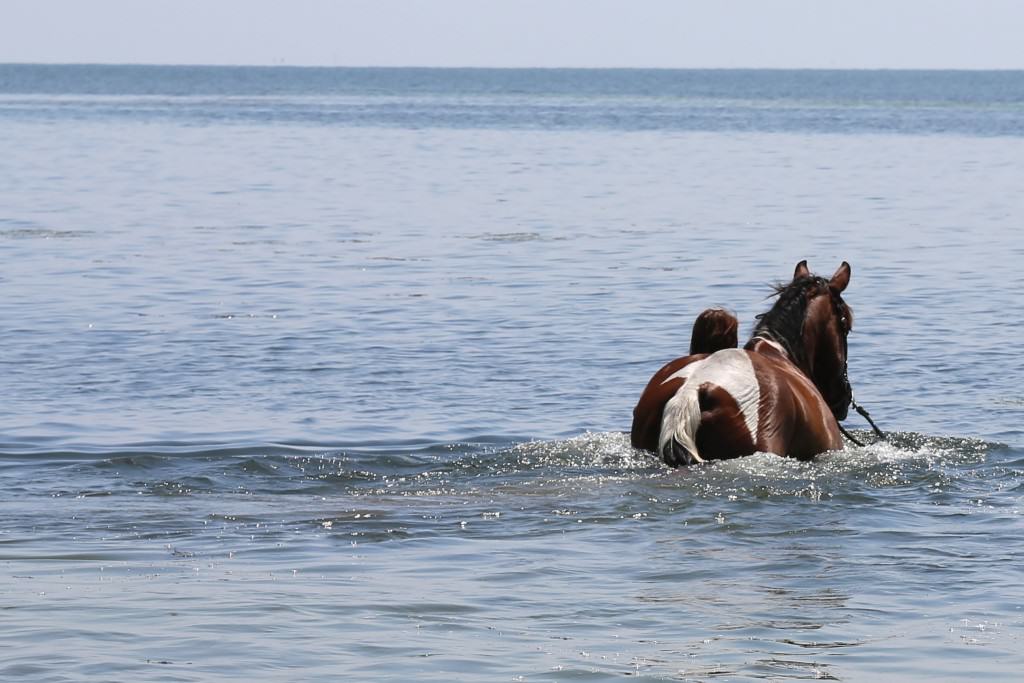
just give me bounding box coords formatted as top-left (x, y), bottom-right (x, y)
top-left (829, 261), bottom-right (851, 293)
top-left (793, 260), bottom-right (810, 280)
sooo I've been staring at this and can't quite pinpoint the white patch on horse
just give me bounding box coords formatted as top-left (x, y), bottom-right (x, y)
top-left (661, 358), bottom-right (707, 385)
top-left (659, 349), bottom-right (761, 450)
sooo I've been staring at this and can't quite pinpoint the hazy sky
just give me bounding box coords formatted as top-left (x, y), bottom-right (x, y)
top-left (3, 0), bottom-right (1022, 69)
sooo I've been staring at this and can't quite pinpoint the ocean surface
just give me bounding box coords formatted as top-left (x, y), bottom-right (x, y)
top-left (1, 64), bottom-right (1022, 681)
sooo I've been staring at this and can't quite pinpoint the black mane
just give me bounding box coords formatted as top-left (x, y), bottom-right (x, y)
top-left (747, 276), bottom-right (829, 366)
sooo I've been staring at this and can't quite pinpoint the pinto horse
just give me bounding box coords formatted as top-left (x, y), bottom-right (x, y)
top-left (631, 261), bottom-right (854, 466)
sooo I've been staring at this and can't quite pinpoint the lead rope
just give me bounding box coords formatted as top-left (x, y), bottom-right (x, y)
top-left (838, 400), bottom-right (884, 447)
top-left (852, 397), bottom-right (885, 439)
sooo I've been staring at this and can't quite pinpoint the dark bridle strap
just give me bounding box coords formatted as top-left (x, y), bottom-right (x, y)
top-left (838, 423), bottom-right (866, 447)
top-left (852, 398), bottom-right (885, 439)
top-left (835, 401), bottom-right (884, 448)
top-left (838, 392), bottom-right (886, 447)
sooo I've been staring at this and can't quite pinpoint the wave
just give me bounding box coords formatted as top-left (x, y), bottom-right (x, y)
top-left (0, 430), bottom-right (1010, 502)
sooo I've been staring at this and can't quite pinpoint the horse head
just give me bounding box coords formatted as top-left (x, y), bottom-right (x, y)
top-left (799, 261), bottom-right (854, 421)
top-left (751, 260), bottom-right (854, 421)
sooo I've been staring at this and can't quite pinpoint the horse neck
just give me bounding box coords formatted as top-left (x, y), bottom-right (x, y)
top-left (745, 334), bottom-right (792, 361)
top-left (746, 323), bottom-right (820, 380)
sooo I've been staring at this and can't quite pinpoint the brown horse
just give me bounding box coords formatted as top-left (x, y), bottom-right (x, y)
top-left (631, 261), bottom-right (854, 466)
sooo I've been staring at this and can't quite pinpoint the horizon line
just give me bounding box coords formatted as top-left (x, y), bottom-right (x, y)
top-left (3, 60), bottom-right (1024, 73)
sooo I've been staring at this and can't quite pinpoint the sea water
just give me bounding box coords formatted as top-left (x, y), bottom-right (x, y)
top-left (1, 65), bottom-right (1022, 681)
